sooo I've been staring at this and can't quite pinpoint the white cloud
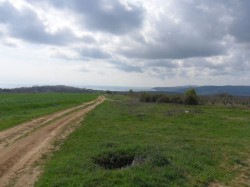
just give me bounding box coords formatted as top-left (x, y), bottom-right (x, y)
top-left (0, 0), bottom-right (250, 87)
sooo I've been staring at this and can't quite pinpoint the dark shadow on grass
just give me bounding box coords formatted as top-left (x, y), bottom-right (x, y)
top-left (93, 151), bottom-right (135, 169)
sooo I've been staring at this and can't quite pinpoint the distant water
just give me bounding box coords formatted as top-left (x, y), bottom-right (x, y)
top-left (84, 85), bottom-right (156, 92)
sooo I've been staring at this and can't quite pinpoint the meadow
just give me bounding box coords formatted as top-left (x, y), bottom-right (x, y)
top-left (0, 93), bottom-right (98, 131)
top-left (36, 95), bottom-right (250, 186)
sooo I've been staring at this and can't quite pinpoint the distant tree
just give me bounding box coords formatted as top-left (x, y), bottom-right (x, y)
top-left (184, 89), bottom-right (198, 105)
top-left (129, 89), bottom-right (134, 96)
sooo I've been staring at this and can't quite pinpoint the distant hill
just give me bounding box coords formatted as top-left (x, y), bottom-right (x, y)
top-left (2, 85), bottom-right (250, 96)
top-left (153, 86), bottom-right (250, 96)
top-left (0, 85), bottom-right (97, 93)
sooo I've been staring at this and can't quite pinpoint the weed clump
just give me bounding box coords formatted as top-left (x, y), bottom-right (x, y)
top-left (93, 151), bottom-right (135, 169)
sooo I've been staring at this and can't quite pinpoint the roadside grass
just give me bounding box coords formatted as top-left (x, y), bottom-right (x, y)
top-left (0, 93), bottom-right (98, 131)
top-left (36, 95), bottom-right (250, 187)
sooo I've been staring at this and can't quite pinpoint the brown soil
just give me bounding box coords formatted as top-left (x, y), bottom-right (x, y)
top-left (208, 157), bottom-right (250, 187)
top-left (0, 96), bottom-right (105, 187)
top-left (230, 158), bottom-right (250, 187)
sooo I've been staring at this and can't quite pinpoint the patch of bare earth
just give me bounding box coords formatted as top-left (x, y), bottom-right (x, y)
top-left (0, 96), bottom-right (105, 187)
top-left (208, 182), bottom-right (227, 187)
top-left (230, 158), bottom-right (250, 187)
top-left (208, 158), bottom-right (250, 187)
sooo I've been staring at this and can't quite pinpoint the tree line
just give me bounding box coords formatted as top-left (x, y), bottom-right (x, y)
top-left (137, 89), bottom-right (250, 106)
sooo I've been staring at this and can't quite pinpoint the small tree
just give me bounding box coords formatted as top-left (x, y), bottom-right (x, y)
top-left (184, 89), bottom-right (198, 105)
top-left (129, 89), bottom-right (134, 96)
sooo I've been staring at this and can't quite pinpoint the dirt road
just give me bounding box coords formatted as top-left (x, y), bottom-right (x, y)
top-left (0, 96), bottom-right (105, 187)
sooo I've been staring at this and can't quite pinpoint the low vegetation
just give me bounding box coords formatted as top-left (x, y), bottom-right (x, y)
top-left (0, 93), bottom-right (98, 131)
top-left (138, 91), bottom-right (250, 107)
top-left (199, 94), bottom-right (250, 106)
top-left (139, 89), bottom-right (198, 105)
top-left (36, 95), bottom-right (250, 186)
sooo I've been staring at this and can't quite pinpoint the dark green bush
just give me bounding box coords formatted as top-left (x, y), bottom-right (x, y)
top-left (184, 89), bottom-right (198, 105)
top-left (139, 93), bottom-right (184, 104)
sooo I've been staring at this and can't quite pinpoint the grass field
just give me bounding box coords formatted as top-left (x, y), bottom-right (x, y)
top-left (0, 93), bottom-right (98, 131)
top-left (36, 95), bottom-right (250, 187)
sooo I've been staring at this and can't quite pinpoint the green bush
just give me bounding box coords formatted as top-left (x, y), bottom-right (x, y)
top-left (139, 93), bottom-right (184, 104)
top-left (184, 89), bottom-right (198, 105)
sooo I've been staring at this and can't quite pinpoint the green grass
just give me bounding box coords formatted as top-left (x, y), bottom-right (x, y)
top-left (36, 95), bottom-right (250, 186)
top-left (0, 93), bottom-right (98, 131)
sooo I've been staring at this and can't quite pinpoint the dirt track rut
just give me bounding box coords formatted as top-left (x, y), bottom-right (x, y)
top-left (0, 96), bottom-right (105, 187)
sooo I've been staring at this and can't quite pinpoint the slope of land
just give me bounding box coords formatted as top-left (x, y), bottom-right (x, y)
top-left (0, 93), bottom-right (98, 131)
top-left (36, 95), bottom-right (250, 186)
top-left (0, 96), bottom-right (105, 187)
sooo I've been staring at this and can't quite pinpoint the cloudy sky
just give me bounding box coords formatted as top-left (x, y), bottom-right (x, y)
top-left (0, 0), bottom-right (249, 88)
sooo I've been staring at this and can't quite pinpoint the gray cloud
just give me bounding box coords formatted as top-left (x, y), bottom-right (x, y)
top-left (145, 60), bottom-right (178, 68)
top-left (125, 41), bottom-right (250, 80)
top-left (116, 63), bottom-right (142, 73)
top-left (1, 0), bottom-right (249, 81)
top-left (228, 1), bottom-right (250, 43)
top-left (0, 2), bottom-right (76, 45)
top-left (81, 35), bottom-right (96, 44)
top-left (50, 47), bottom-right (111, 60)
top-left (78, 47), bottom-right (111, 59)
top-left (109, 60), bottom-right (142, 73)
top-left (119, 40), bottom-right (225, 60)
top-left (46, 0), bottom-right (144, 35)
top-left (118, 0), bottom-right (229, 60)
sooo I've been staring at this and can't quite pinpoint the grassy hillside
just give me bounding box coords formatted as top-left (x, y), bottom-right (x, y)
top-left (36, 95), bottom-right (250, 186)
top-left (0, 93), bottom-right (98, 131)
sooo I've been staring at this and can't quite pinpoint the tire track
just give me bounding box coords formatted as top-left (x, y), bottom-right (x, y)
top-left (0, 96), bottom-right (105, 187)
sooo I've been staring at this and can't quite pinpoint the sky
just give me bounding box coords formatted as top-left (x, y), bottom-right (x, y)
top-left (0, 0), bottom-right (250, 88)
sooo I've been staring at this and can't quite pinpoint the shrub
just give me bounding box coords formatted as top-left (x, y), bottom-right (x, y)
top-left (140, 93), bottom-right (151, 102)
top-left (156, 95), bottom-right (170, 103)
top-left (184, 89), bottom-right (198, 105)
top-left (170, 95), bottom-right (183, 104)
